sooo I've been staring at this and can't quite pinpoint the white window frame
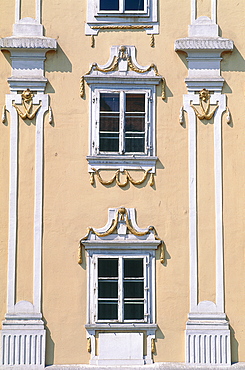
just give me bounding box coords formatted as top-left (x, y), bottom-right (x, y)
top-left (91, 252), bottom-right (153, 324)
top-left (85, 0), bottom-right (158, 36)
top-left (93, 88), bottom-right (152, 157)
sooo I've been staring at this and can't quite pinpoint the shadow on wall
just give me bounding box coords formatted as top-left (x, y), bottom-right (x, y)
top-left (230, 325), bottom-right (239, 364)
top-left (45, 44), bottom-right (72, 73)
top-left (222, 46), bottom-right (245, 73)
top-left (44, 322), bottom-right (55, 366)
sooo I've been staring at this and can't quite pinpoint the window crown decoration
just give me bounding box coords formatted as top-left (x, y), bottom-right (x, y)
top-left (82, 45), bottom-right (165, 98)
top-left (79, 207), bottom-right (164, 263)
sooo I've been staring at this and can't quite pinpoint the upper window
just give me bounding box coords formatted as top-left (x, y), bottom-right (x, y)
top-left (99, 0), bottom-right (145, 12)
top-left (84, 45), bottom-right (163, 176)
top-left (85, 0), bottom-right (158, 36)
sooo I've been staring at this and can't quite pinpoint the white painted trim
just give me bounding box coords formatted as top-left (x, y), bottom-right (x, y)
top-left (191, 0), bottom-right (196, 24)
top-left (33, 94), bottom-right (49, 313)
top-left (184, 94), bottom-right (198, 311)
top-left (211, 0), bottom-right (217, 24)
top-left (15, 0), bottom-right (21, 23)
top-left (5, 94), bottom-right (20, 314)
top-left (213, 94), bottom-right (226, 312)
top-left (36, 0), bottom-right (41, 23)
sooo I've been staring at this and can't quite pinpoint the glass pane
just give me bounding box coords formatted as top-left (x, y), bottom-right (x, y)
top-left (99, 281), bottom-right (118, 298)
top-left (126, 94), bottom-right (145, 112)
top-left (100, 134), bottom-right (119, 152)
top-left (100, 93), bottom-right (119, 112)
top-left (124, 302), bottom-right (144, 320)
top-left (124, 259), bottom-right (143, 277)
top-left (124, 281), bottom-right (144, 298)
top-left (100, 113), bottom-right (119, 132)
top-left (98, 301), bottom-right (118, 320)
top-left (125, 136), bottom-right (144, 153)
top-left (100, 0), bottom-right (119, 10)
top-left (98, 258), bottom-right (118, 277)
top-left (125, 0), bottom-right (144, 11)
top-left (125, 114), bottom-right (145, 132)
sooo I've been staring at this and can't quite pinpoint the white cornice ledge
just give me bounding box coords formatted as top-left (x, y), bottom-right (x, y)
top-left (0, 36), bottom-right (57, 50)
top-left (175, 37), bottom-right (233, 51)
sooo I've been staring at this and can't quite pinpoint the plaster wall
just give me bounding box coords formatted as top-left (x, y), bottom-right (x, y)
top-left (0, 0), bottom-right (244, 366)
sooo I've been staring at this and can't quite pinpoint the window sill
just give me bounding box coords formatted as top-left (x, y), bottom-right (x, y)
top-left (87, 155), bottom-right (158, 173)
top-left (85, 323), bottom-right (157, 332)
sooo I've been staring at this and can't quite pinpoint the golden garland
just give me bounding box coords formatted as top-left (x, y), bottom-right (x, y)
top-left (90, 168), bottom-right (154, 187)
top-left (79, 207), bottom-right (164, 264)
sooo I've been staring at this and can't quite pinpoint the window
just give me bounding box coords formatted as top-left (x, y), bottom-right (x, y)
top-left (81, 207), bottom-right (162, 364)
top-left (86, 0), bottom-right (158, 36)
top-left (84, 45), bottom-right (162, 174)
top-left (98, 91), bottom-right (147, 155)
top-left (97, 256), bottom-right (147, 322)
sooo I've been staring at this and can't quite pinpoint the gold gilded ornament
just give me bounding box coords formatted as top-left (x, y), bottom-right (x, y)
top-left (90, 168), bottom-right (154, 187)
top-left (13, 89), bottom-right (42, 120)
top-left (190, 89), bottom-right (218, 120)
top-left (87, 338), bottom-right (91, 353)
top-left (151, 338), bottom-right (156, 353)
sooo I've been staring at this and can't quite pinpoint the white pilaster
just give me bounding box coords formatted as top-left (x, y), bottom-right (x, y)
top-left (175, 12), bottom-right (233, 366)
top-left (0, 10), bottom-right (56, 369)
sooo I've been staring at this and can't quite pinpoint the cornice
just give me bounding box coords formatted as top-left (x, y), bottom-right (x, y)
top-left (0, 36), bottom-right (57, 50)
top-left (175, 37), bottom-right (233, 51)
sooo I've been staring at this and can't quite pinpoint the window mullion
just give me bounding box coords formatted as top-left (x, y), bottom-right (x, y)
top-left (118, 256), bottom-right (123, 321)
top-left (119, 92), bottom-right (125, 154)
top-left (120, 0), bottom-right (124, 13)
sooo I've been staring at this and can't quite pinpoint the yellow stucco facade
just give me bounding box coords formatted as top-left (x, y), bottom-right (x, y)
top-left (0, 0), bottom-right (244, 368)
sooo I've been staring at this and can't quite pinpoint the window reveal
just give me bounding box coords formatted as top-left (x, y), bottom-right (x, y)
top-left (99, 92), bottom-right (146, 154)
top-left (97, 257), bottom-right (145, 321)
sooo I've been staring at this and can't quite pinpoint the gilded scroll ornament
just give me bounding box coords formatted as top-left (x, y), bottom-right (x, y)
top-left (150, 34), bottom-right (155, 48)
top-left (87, 338), bottom-right (91, 353)
top-left (80, 46), bottom-right (166, 100)
top-left (190, 89), bottom-right (218, 120)
top-left (90, 168), bottom-right (154, 187)
top-left (13, 89), bottom-right (42, 120)
top-left (91, 35), bottom-right (95, 48)
top-left (151, 338), bottom-right (156, 353)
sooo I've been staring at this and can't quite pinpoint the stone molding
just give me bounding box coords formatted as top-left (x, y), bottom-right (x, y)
top-left (174, 38), bottom-right (233, 51)
top-left (0, 36), bottom-right (57, 49)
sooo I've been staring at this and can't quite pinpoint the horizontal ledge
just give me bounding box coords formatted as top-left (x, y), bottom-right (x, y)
top-left (0, 36), bottom-right (57, 50)
top-left (174, 37), bottom-right (233, 51)
top-left (86, 323), bottom-right (158, 331)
